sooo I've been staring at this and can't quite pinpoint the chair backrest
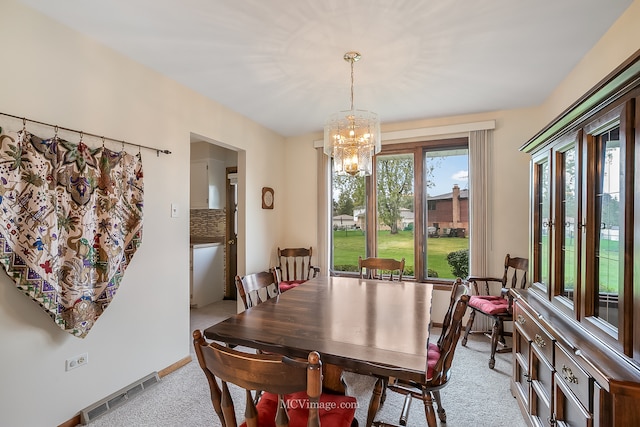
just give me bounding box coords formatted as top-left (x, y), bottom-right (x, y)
top-left (501, 253), bottom-right (528, 289)
top-left (192, 329), bottom-right (323, 427)
top-left (428, 291), bottom-right (470, 387)
top-left (358, 256), bottom-right (405, 281)
top-left (235, 269), bottom-right (279, 309)
top-left (437, 278), bottom-right (469, 349)
top-left (472, 253), bottom-right (529, 296)
top-left (277, 247), bottom-right (317, 282)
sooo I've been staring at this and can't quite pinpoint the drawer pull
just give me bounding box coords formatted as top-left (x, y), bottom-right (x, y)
top-left (534, 334), bottom-right (546, 348)
top-left (517, 314), bottom-right (526, 325)
top-left (561, 365), bottom-right (579, 384)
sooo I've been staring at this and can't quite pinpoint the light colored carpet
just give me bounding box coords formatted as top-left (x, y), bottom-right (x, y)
top-left (84, 300), bottom-right (526, 427)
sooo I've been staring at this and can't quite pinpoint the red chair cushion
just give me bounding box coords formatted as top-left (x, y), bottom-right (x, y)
top-left (279, 281), bottom-right (305, 292)
top-left (469, 295), bottom-right (509, 315)
top-left (426, 342), bottom-right (440, 380)
top-left (240, 391), bottom-right (357, 427)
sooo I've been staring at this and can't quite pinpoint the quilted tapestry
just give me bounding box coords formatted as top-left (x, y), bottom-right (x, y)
top-left (0, 130), bottom-right (143, 338)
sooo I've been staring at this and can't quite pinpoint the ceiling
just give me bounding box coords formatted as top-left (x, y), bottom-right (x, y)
top-left (18, 0), bottom-right (633, 138)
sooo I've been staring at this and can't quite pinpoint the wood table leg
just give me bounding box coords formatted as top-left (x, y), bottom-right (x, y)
top-left (366, 377), bottom-right (384, 427)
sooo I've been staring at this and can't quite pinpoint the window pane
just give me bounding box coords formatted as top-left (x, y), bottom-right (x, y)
top-left (375, 153), bottom-right (415, 277)
top-left (561, 147), bottom-right (577, 301)
top-left (424, 149), bottom-right (469, 279)
top-left (595, 127), bottom-right (620, 328)
top-left (331, 171), bottom-right (365, 273)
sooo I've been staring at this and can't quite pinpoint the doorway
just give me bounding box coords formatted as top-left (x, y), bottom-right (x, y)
top-left (190, 136), bottom-right (239, 306)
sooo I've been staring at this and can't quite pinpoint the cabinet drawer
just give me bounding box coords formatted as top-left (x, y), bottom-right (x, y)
top-left (555, 343), bottom-right (592, 411)
top-left (530, 379), bottom-right (552, 427)
top-left (554, 372), bottom-right (592, 427)
top-left (531, 344), bottom-right (554, 401)
top-left (514, 323), bottom-right (529, 367)
top-left (513, 354), bottom-right (529, 407)
top-left (514, 302), bottom-right (554, 363)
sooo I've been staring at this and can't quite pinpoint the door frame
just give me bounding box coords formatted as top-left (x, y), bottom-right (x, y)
top-left (225, 166), bottom-right (238, 299)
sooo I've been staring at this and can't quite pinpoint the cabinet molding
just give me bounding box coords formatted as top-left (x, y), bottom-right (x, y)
top-left (521, 49), bottom-right (640, 154)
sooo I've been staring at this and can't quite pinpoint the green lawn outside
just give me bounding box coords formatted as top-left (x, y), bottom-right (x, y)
top-left (332, 230), bottom-right (468, 279)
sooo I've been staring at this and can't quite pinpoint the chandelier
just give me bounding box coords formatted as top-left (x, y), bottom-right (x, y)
top-left (324, 51), bottom-right (381, 177)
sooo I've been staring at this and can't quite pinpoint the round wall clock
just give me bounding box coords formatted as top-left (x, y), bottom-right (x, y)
top-left (262, 187), bottom-right (274, 209)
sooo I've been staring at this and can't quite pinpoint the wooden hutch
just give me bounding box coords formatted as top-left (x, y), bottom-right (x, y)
top-left (513, 49), bottom-right (640, 426)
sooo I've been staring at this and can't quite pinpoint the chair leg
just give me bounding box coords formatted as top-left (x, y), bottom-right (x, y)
top-left (432, 390), bottom-right (446, 423)
top-left (489, 317), bottom-right (501, 369)
top-left (462, 309), bottom-right (475, 346)
top-left (421, 391), bottom-right (438, 427)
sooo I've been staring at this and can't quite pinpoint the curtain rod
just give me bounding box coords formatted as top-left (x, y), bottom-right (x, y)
top-left (0, 111), bottom-right (172, 156)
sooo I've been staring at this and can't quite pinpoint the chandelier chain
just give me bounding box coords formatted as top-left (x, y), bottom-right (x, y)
top-left (350, 58), bottom-right (355, 110)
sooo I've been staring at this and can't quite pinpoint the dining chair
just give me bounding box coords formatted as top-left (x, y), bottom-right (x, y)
top-left (192, 330), bottom-right (358, 427)
top-left (358, 256), bottom-right (405, 281)
top-left (371, 279), bottom-right (470, 427)
top-left (276, 247), bottom-right (320, 292)
top-left (235, 269), bottom-right (280, 310)
top-left (461, 253), bottom-right (528, 369)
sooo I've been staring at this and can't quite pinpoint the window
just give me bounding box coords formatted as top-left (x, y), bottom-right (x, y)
top-left (423, 148), bottom-right (469, 280)
top-left (375, 153), bottom-right (415, 275)
top-left (330, 138), bottom-right (469, 282)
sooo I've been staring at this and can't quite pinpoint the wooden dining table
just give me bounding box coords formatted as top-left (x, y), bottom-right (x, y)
top-left (203, 275), bottom-right (433, 426)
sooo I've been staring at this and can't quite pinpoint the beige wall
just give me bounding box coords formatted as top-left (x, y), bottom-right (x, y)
top-left (1, 0), bottom-right (639, 425)
top-left (0, 1), bottom-right (283, 426)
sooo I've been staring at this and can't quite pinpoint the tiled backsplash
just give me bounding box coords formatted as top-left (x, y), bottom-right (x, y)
top-left (190, 209), bottom-right (226, 238)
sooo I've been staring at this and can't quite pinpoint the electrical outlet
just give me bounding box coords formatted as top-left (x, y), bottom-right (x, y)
top-left (65, 352), bottom-right (88, 371)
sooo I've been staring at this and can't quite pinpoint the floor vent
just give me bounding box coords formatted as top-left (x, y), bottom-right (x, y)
top-left (80, 372), bottom-right (160, 425)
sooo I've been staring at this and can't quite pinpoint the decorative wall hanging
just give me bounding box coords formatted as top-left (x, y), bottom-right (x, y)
top-left (0, 126), bottom-right (144, 338)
